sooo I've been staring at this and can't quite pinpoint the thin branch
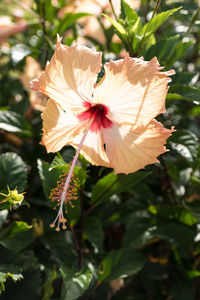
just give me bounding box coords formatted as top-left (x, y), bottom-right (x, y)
top-left (137, 0), bottom-right (161, 54)
top-left (85, 282), bottom-right (99, 300)
top-left (186, 8), bottom-right (200, 35)
top-left (40, 1), bottom-right (49, 62)
top-left (160, 156), bottom-right (177, 204)
top-left (12, 0), bottom-right (44, 22)
top-left (109, 0), bottom-right (118, 21)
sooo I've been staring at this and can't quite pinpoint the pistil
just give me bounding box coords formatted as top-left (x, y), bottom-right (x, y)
top-left (50, 116), bottom-right (95, 231)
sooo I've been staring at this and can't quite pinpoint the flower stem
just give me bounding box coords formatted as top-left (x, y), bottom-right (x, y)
top-left (58, 118), bottom-right (93, 215)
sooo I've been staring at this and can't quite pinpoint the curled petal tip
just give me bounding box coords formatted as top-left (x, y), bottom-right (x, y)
top-left (56, 33), bottom-right (62, 43)
top-left (170, 126), bottom-right (176, 133)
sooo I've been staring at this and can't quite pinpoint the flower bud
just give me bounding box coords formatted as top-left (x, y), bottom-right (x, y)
top-left (0, 187), bottom-right (25, 205)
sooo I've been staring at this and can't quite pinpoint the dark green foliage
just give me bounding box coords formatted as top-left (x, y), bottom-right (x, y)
top-left (0, 0), bottom-right (200, 299)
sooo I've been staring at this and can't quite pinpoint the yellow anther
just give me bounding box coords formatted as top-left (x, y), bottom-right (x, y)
top-left (60, 218), bottom-right (67, 223)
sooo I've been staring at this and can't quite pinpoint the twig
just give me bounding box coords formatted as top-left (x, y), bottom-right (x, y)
top-left (85, 282), bottom-right (99, 300)
top-left (109, 0), bottom-right (118, 21)
top-left (154, 166), bottom-right (168, 203)
top-left (160, 156), bottom-right (177, 204)
top-left (12, 0), bottom-right (44, 22)
top-left (137, 0), bottom-right (161, 54)
top-left (186, 8), bottom-right (200, 35)
top-left (70, 224), bottom-right (79, 253)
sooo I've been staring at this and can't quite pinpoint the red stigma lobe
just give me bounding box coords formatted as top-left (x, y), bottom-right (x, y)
top-left (78, 102), bottom-right (113, 132)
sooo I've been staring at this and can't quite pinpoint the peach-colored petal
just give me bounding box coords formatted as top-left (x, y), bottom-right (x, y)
top-left (21, 56), bottom-right (42, 89)
top-left (29, 91), bottom-right (47, 112)
top-left (93, 55), bottom-right (175, 126)
top-left (31, 36), bottom-right (102, 113)
top-left (20, 56), bottom-right (47, 111)
top-left (0, 16), bottom-right (28, 43)
top-left (41, 99), bottom-right (88, 153)
top-left (74, 0), bottom-right (106, 15)
top-left (82, 16), bottom-right (106, 45)
top-left (58, 0), bottom-right (108, 18)
top-left (71, 128), bottom-right (110, 167)
top-left (103, 120), bottom-right (174, 174)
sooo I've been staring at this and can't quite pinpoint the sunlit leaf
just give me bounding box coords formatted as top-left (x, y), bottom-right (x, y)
top-left (120, 0), bottom-right (139, 23)
top-left (0, 111), bottom-right (32, 136)
top-left (168, 85), bottom-right (200, 103)
top-left (143, 7), bottom-right (181, 38)
top-left (60, 264), bottom-right (94, 300)
top-left (0, 221), bottom-right (33, 252)
top-left (169, 130), bottom-right (199, 164)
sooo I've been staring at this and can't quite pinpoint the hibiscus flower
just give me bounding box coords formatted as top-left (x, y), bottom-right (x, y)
top-left (31, 35), bottom-right (174, 230)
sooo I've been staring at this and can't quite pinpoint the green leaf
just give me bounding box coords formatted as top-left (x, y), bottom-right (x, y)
top-left (102, 14), bottom-right (127, 40)
top-left (187, 270), bottom-right (200, 279)
top-left (0, 110), bottom-right (32, 136)
top-left (154, 223), bottom-right (195, 257)
top-left (168, 85), bottom-right (200, 103)
top-left (42, 266), bottom-right (57, 300)
top-left (0, 221), bottom-right (33, 252)
top-left (83, 217), bottom-right (104, 253)
top-left (165, 40), bottom-right (194, 68)
top-left (91, 171), bottom-right (151, 205)
top-left (120, 0), bottom-right (139, 23)
top-left (172, 72), bottom-right (197, 85)
top-left (49, 155), bottom-right (87, 186)
top-left (41, 232), bottom-right (75, 264)
top-left (0, 152), bottom-right (27, 193)
top-left (60, 265), bottom-right (94, 300)
top-left (123, 215), bottom-right (153, 248)
top-left (99, 248), bottom-right (146, 282)
top-left (38, 159), bottom-right (81, 225)
top-left (44, 0), bottom-right (57, 22)
top-left (148, 205), bottom-right (198, 226)
top-left (37, 159), bottom-right (62, 200)
top-left (171, 274), bottom-right (196, 300)
top-left (55, 12), bottom-right (91, 35)
top-left (143, 7), bottom-right (181, 39)
top-left (169, 130), bottom-right (199, 164)
top-left (145, 35), bottom-right (179, 62)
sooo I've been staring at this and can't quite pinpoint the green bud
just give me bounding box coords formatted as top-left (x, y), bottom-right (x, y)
top-left (0, 187), bottom-right (25, 205)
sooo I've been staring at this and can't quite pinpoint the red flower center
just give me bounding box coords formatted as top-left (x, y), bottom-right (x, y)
top-left (78, 101), bottom-right (113, 132)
